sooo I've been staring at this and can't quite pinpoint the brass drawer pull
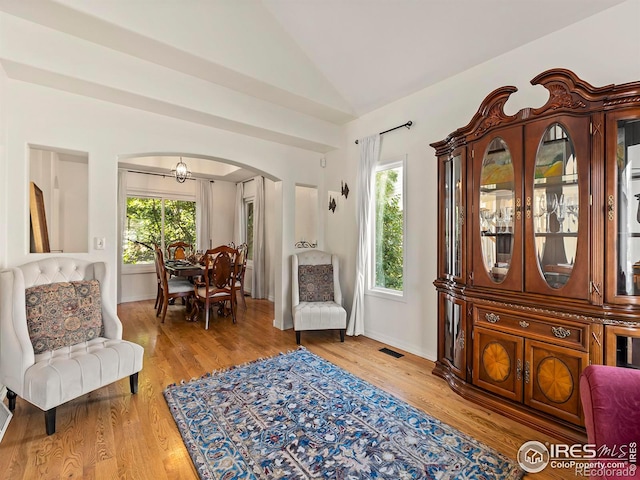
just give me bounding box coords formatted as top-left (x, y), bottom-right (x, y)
top-left (551, 326), bottom-right (571, 339)
top-left (516, 359), bottom-right (522, 381)
top-left (524, 361), bottom-right (530, 384)
top-left (485, 313), bottom-right (500, 323)
top-left (519, 321), bottom-right (529, 328)
top-left (607, 195), bottom-right (614, 221)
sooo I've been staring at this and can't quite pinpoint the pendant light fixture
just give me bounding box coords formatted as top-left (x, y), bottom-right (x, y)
top-left (171, 157), bottom-right (191, 183)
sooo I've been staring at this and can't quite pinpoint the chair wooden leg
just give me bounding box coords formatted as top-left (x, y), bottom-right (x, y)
top-left (161, 296), bottom-right (169, 323)
top-left (204, 300), bottom-right (210, 330)
top-left (296, 331), bottom-right (301, 345)
top-left (231, 296), bottom-right (237, 324)
top-left (154, 284), bottom-right (161, 309)
top-left (240, 283), bottom-right (247, 310)
top-left (340, 329), bottom-right (345, 342)
top-left (130, 372), bottom-right (139, 394)
top-left (6, 389), bottom-right (16, 411)
top-left (45, 408), bottom-right (56, 435)
top-left (190, 299), bottom-right (200, 322)
top-left (156, 292), bottom-right (163, 317)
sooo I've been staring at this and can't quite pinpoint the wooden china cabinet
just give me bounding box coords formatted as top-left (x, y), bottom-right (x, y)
top-left (432, 69), bottom-right (640, 442)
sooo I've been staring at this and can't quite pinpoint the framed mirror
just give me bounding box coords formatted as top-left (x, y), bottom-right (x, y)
top-left (295, 185), bottom-right (318, 248)
top-left (29, 146), bottom-right (89, 253)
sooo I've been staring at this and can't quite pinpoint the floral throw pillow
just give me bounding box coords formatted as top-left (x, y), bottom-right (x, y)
top-left (298, 264), bottom-right (334, 302)
top-left (25, 279), bottom-right (104, 354)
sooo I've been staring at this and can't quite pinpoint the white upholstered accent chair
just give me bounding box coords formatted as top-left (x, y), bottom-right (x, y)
top-left (0, 258), bottom-right (144, 435)
top-left (292, 250), bottom-right (347, 344)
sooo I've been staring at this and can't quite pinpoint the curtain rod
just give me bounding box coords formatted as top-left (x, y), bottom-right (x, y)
top-left (126, 169), bottom-right (214, 183)
top-left (355, 121), bottom-right (412, 144)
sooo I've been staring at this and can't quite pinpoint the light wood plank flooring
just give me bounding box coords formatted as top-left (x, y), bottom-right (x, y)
top-left (0, 298), bottom-right (579, 479)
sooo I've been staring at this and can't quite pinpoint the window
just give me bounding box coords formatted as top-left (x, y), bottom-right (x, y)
top-left (245, 199), bottom-right (254, 261)
top-left (370, 159), bottom-right (405, 294)
top-left (123, 196), bottom-right (196, 265)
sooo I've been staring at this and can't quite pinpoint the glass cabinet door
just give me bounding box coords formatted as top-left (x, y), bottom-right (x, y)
top-left (439, 293), bottom-right (466, 380)
top-left (440, 149), bottom-right (465, 282)
top-left (524, 116), bottom-right (591, 299)
top-left (471, 128), bottom-right (523, 291)
top-left (606, 108), bottom-right (640, 304)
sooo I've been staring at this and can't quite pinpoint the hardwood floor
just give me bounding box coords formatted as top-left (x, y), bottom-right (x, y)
top-left (0, 298), bottom-right (579, 479)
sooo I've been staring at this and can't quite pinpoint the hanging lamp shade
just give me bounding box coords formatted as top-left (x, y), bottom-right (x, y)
top-left (171, 158), bottom-right (191, 183)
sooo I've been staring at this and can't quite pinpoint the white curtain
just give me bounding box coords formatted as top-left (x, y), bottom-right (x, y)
top-left (347, 134), bottom-right (380, 336)
top-left (233, 182), bottom-right (245, 246)
top-left (117, 169), bottom-right (128, 304)
top-left (252, 176), bottom-right (266, 299)
top-left (196, 179), bottom-right (214, 251)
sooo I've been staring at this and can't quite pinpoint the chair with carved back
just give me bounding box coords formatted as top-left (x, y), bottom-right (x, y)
top-left (154, 245), bottom-right (194, 323)
top-left (166, 241), bottom-right (192, 261)
top-left (192, 245), bottom-right (239, 329)
top-left (234, 242), bottom-right (249, 310)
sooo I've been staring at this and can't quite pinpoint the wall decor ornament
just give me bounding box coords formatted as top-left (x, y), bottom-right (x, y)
top-left (329, 196), bottom-right (337, 213)
top-left (295, 240), bottom-right (318, 248)
top-left (341, 181), bottom-right (349, 199)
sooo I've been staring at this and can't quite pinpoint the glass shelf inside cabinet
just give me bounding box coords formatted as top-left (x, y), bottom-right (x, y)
top-left (533, 123), bottom-right (578, 289)
top-left (479, 137), bottom-right (514, 283)
top-left (616, 118), bottom-right (640, 296)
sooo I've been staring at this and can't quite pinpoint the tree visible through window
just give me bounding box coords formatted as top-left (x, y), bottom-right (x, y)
top-left (124, 196), bottom-right (196, 264)
top-left (372, 163), bottom-right (404, 291)
top-left (245, 200), bottom-right (254, 260)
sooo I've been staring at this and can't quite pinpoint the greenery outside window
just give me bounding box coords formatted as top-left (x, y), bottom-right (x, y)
top-left (245, 199), bottom-right (254, 261)
top-left (369, 158), bottom-right (405, 295)
top-left (124, 196), bottom-right (196, 265)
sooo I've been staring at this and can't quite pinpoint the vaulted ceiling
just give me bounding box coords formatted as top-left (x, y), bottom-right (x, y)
top-left (0, 0), bottom-right (626, 161)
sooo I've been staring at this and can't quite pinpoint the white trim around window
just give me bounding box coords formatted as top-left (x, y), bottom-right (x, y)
top-left (366, 155), bottom-right (407, 302)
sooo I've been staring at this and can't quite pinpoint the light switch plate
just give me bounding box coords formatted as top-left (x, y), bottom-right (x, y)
top-left (94, 237), bottom-right (106, 250)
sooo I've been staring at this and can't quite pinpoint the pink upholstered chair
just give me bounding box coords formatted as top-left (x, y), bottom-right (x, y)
top-left (580, 365), bottom-right (640, 480)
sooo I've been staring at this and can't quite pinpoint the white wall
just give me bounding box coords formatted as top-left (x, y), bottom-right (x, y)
top-left (1, 80), bottom-right (325, 329)
top-left (325, 1), bottom-right (640, 361)
top-left (29, 147), bottom-right (88, 253)
top-left (211, 180), bottom-right (237, 249)
top-left (0, 67), bottom-right (6, 266)
top-left (295, 185), bottom-right (318, 245)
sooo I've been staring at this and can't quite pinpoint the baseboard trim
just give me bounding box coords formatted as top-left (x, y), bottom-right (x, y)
top-left (119, 294), bottom-right (156, 304)
top-left (358, 330), bottom-right (436, 362)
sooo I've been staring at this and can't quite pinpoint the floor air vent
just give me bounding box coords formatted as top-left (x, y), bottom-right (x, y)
top-left (379, 347), bottom-right (404, 358)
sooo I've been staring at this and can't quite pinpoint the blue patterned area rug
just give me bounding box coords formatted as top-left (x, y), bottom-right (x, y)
top-left (164, 348), bottom-right (523, 479)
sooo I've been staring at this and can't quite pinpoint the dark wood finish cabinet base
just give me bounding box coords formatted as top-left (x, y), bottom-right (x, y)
top-left (432, 69), bottom-right (640, 443)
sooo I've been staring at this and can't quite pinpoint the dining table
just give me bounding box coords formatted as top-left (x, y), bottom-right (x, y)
top-left (164, 260), bottom-right (205, 278)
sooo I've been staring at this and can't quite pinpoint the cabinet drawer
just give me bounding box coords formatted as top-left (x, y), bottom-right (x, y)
top-left (475, 307), bottom-right (588, 350)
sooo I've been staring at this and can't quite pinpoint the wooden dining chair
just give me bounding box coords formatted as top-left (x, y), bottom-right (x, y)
top-left (167, 241), bottom-right (192, 260)
top-left (192, 245), bottom-right (239, 329)
top-left (153, 244), bottom-right (163, 309)
top-left (235, 242), bottom-right (249, 310)
top-left (154, 245), bottom-right (195, 323)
